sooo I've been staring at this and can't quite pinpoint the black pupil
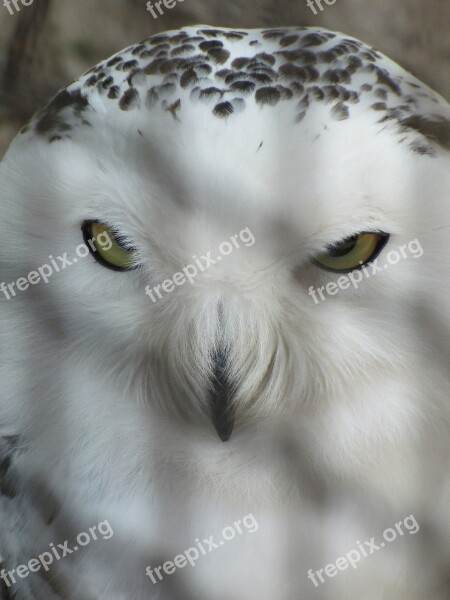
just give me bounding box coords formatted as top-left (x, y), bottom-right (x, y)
top-left (327, 235), bottom-right (359, 257)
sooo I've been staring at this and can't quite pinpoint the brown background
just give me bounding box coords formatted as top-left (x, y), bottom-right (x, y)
top-left (0, 0), bottom-right (449, 157)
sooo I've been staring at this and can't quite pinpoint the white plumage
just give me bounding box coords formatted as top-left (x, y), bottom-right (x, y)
top-left (0, 25), bottom-right (450, 599)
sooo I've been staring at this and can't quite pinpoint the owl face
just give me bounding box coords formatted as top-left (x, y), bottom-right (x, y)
top-left (1, 26), bottom-right (450, 489)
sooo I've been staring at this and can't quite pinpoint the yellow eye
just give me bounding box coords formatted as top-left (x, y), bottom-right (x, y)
top-left (82, 221), bottom-right (137, 271)
top-left (314, 232), bottom-right (389, 272)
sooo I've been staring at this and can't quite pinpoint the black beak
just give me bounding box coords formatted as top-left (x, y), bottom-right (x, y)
top-left (209, 351), bottom-right (235, 442)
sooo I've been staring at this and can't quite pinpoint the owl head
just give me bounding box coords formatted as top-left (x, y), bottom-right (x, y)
top-left (1, 26), bottom-right (450, 496)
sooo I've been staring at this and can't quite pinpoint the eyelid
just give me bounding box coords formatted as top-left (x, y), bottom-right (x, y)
top-left (321, 230), bottom-right (387, 249)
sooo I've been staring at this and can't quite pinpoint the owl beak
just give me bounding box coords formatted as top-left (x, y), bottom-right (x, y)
top-left (209, 351), bottom-right (235, 442)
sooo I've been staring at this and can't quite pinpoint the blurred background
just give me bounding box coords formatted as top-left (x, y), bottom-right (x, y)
top-left (0, 0), bottom-right (449, 158)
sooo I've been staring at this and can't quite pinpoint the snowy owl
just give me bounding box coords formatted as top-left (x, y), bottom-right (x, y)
top-left (0, 24), bottom-right (450, 600)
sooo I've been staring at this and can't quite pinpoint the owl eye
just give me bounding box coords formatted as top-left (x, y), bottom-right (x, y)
top-left (314, 232), bottom-right (389, 272)
top-left (82, 221), bottom-right (138, 271)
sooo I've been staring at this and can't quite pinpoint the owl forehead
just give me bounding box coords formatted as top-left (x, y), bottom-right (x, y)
top-left (21, 25), bottom-right (450, 157)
